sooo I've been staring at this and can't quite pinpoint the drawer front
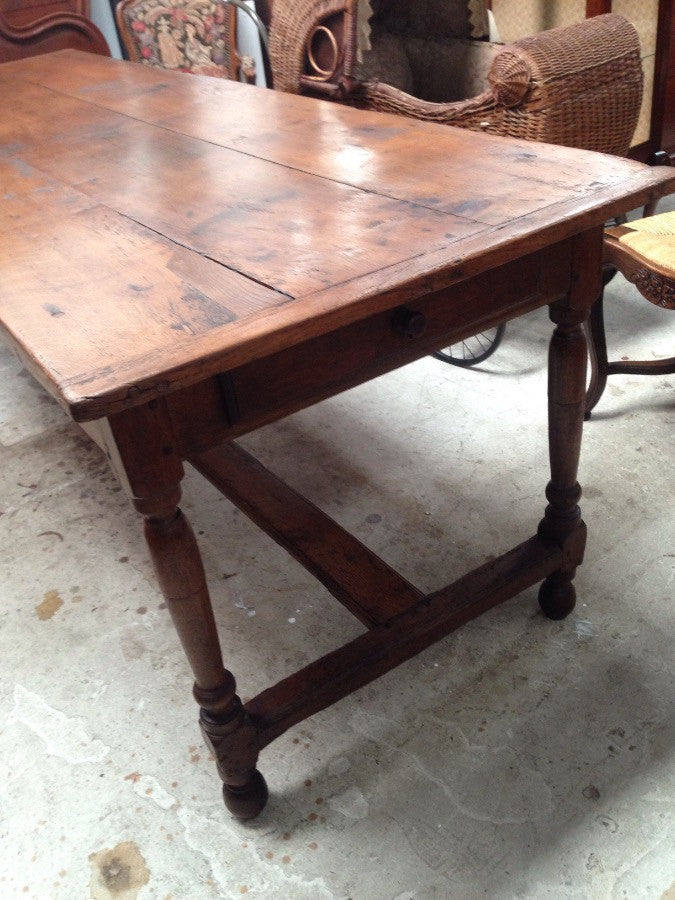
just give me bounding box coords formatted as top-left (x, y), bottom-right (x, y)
top-left (167, 239), bottom-right (573, 455)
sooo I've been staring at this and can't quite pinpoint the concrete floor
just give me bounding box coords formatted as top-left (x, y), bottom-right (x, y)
top-left (1, 203), bottom-right (673, 899)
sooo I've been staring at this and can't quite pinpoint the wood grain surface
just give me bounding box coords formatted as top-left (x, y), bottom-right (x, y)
top-left (1, 50), bottom-right (673, 421)
top-left (4, 49), bottom-right (669, 821)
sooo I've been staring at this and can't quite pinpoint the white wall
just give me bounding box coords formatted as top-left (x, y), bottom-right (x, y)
top-left (237, 1), bottom-right (267, 87)
top-left (89, 0), bottom-right (122, 59)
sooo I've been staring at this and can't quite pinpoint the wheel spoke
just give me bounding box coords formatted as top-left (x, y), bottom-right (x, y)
top-left (433, 324), bottom-right (506, 368)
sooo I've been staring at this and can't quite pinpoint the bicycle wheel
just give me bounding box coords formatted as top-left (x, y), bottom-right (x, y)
top-left (433, 323), bottom-right (506, 368)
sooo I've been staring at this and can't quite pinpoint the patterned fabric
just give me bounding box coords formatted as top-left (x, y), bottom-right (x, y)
top-left (371, 0), bottom-right (489, 43)
top-left (466, 0), bottom-right (489, 38)
top-left (354, 0), bottom-right (496, 104)
top-left (356, 0), bottom-right (374, 62)
top-left (119, 0), bottom-right (235, 76)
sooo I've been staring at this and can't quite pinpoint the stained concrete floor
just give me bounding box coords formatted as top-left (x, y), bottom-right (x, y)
top-left (1, 202), bottom-right (673, 899)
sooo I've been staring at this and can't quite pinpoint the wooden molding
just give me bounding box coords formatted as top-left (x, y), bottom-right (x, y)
top-left (0, 9), bottom-right (110, 61)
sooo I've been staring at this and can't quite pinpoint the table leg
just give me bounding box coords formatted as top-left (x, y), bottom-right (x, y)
top-left (537, 306), bottom-right (589, 620)
top-left (136, 485), bottom-right (268, 819)
top-left (103, 401), bottom-right (267, 819)
top-left (536, 229), bottom-right (604, 618)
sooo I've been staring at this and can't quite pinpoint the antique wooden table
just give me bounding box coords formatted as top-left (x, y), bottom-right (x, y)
top-left (1, 51), bottom-right (673, 819)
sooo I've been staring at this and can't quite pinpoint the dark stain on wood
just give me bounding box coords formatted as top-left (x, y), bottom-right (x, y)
top-left (448, 198), bottom-right (492, 217)
top-left (44, 303), bottom-right (65, 317)
top-left (354, 123), bottom-right (406, 139)
top-left (170, 287), bottom-right (236, 334)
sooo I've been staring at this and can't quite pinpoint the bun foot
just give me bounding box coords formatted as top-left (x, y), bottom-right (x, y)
top-left (223, 769), bottom-right (269, 820)
top-left (538, 573), bottom-right (576, 620)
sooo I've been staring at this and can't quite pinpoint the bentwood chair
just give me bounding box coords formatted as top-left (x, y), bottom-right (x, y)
top-left (116, 0), bottom-right (267, 82)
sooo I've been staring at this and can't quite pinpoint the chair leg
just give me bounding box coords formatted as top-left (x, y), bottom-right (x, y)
top-left (606, 357), bottom-right (675, 378)
top-left (644, 151), bottom-right (671, 217)
top-left (643, 197), bottom-right (661, 219)
top-left (584, 291), bottom-right (609, 419)
top-left (585, 281), bottom-right (675, 418)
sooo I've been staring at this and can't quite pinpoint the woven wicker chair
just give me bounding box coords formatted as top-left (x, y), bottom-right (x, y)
top-left (266, 1), bottom-right (643, 158)
top-left (116, 0), bottom-right (264, 81)
top-left (265, 2), bottom-right (646, 369)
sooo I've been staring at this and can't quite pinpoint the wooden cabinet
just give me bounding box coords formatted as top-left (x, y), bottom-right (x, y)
top-left (0, 0), bottom-right (109, 60)
top-left (614, 0), bottom-right (674, 162)
top-left (1, 0), bottom-right (88, 27)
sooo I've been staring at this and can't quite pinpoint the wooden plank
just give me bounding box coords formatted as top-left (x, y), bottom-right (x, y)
top-left (246, 536), bottom-right (563, 746)
top-left (586, 1), bottom-right (612, 16)
top-left (0, 52), bottom-right (654, 215)
top-left (2, 167), bottom-right (669, 423)
top-left (0, 169), bottom-right (286, 413)
top-left (189, 441), bottom-right (423, 627)
top-left (2, 54), bottom-right (674, 423)
top-left (1, 82), bottom-right (486, 298)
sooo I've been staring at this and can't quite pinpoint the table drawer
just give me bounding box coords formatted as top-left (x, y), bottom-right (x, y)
top-left (167, 239), bottom-right (574, 454)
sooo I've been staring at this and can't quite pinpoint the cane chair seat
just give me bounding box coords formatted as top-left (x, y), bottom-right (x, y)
top-left (604, 211), bottom-right (675, 290)
top-left (585, 207), bottom-right (675, 416)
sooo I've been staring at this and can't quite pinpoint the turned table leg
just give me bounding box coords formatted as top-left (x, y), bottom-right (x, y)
top-left (102, 400), bottom-right (268, 819)
top-left (137, 485), bottom-right (268, 819)
top-left (537, 232), bottom-right (602, 619)
top-left (537, 311), bottom-right (587, 619)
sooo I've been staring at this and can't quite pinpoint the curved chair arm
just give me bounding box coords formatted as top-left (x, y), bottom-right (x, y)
top-left (469, 13), bottom-right (641, 157)
top-left (270, 8), bottom-right (642, 158)
top-left (0, 10), bottom-right (111, 62)
top-left (348, 14), bottom-right (643, 157)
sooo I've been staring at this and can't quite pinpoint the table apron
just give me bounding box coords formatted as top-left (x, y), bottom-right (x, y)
top-left (167, 238), bottom-right (574, 455)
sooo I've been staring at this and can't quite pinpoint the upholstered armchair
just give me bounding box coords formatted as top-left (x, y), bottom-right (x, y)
top-left (116, 0), bottom-right (266, 81)
top-left (267, 0), bottom-right (643, 158)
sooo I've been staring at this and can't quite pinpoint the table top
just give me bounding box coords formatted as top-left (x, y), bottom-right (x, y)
top-left (1, 51), bottom-right (673, 422)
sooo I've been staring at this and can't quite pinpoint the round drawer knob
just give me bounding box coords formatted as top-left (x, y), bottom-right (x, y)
top-left (393, 308), bottom-right (427, 339)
